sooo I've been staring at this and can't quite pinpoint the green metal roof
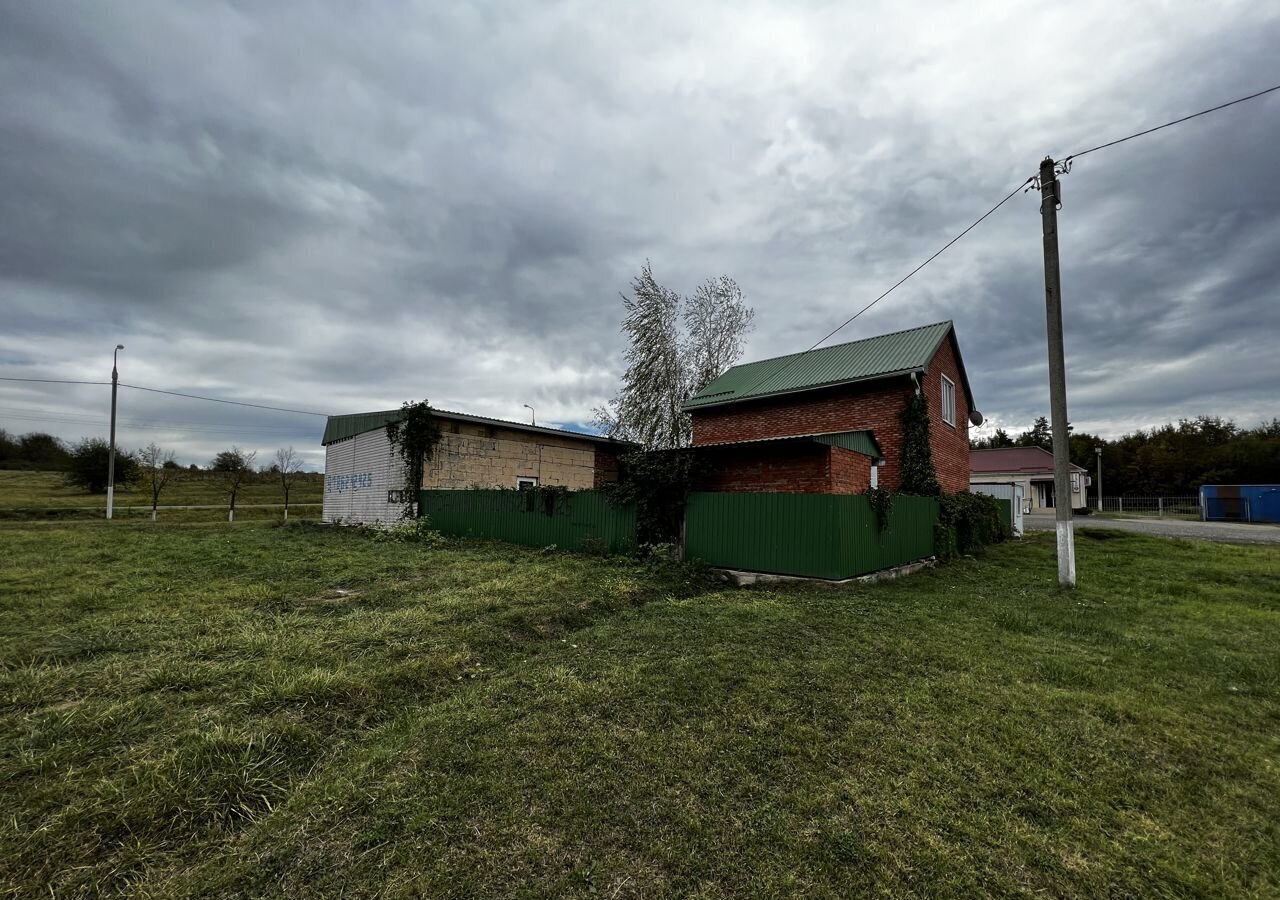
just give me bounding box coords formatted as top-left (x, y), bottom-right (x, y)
top-left (813, 431), bottom-right (883, 459)
top-left (322, 408), bottom-right (630, 447)
top-left (322, 410), bottom-right (404, 445)
top-left (684, 320), bottom-right (966, 411)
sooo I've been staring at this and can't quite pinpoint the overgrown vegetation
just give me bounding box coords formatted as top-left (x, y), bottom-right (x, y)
top-left (604, 448), bottom-right (709, 545)
top-left (865, 485), bottom-right (894, 532)
top-left (898, 388), bottom-right (940, 497)
top-left (520, 483), bottom-right (571, 516)
top-left (385, 399), bottom-right (442, 520)
top-left (359, 516), bottom-right (448, 545)
top-left (936, 490), bottom-right (1011, 558)
top-left (1, 523), bottom-right (1277, 897)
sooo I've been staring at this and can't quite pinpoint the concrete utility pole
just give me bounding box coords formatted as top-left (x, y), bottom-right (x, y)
top-left (1095, 446), bottom-right (1103, 512)
top-left (106, 344), bottom-right (124, 520)
top-left (1038, 157), bottom-right (1076, 586)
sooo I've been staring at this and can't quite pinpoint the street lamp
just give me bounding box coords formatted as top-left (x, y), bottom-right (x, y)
top-left (107, 344), bottom-right (124, 520)
top-left (1095, 445), bottom-right (1102, 512)
top-left (522, 404), bottom-right (535, 426)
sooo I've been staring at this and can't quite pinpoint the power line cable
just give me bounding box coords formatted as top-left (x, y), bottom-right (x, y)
top-left (721, 83), bottom-right (1280, 407)
top-left (0, 376), bottom-right (331, 416)
top-left (118, 383), bottom-right (330, 417)
top-left (729, 175), bottom-right (1035, 402)
top-left (0, 414), bottom-right (311, 436)
top-left (0, 408), bottom-right (317, 436)
top-left (0, 376), bottom-right (110, 386)
top-left (1062, 83), bottom-right (1280, 163)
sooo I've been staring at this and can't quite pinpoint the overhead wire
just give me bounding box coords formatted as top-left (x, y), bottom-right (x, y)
top-left (0, 376), bottom-right (330, 416)
top-left (727, 82), bottom-right (1280, 406)
top-left (118, 383), bottom-right (331, 417)
top-left (9, 83), bottom-right (1280, 432)
top-left (1061, 83), bottom-right (1280, 163)
top-left (0, 376), bottom-right (110, 386)
top-left (729, 175), bottom-right (1035, 402)
top-left (0, 408), bottom-right (316, 435)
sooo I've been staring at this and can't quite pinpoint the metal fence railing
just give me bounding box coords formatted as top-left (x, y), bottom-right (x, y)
top-left (1086, 495), bottom-right (1200, 518)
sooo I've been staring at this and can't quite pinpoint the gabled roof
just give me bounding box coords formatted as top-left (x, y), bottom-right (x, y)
top-left (970, 446), bottom-right (1085, 475)
top-left (322, 408), bottom-right (632, 447)
top-left (683, 320), bottom-right (973, 412)
top-left (693, 429), bottom-right (884, 460)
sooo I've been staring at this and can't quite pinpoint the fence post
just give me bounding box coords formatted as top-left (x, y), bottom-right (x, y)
top-left (1119, 497), bottom-right (1123, 514)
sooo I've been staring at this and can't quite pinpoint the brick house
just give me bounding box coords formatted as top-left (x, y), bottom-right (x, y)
top-left (684, 321), bottom-right (977, 494)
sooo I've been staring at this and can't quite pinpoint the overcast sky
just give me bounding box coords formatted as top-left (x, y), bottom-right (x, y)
top-left (2, 1), bottom-right (1277, 469)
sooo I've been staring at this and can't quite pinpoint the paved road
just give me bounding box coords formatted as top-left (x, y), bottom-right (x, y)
top-left (1024, 513), bottom-right (1280, 545)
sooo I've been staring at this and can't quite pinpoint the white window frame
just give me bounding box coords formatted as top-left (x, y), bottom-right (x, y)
top-left (516, 476), bottom-right (539, 490)
top-left (940, 374), bottom-right (956, 426)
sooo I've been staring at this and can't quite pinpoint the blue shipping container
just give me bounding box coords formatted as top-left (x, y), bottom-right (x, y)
top-left (1199, 485), bottom-right (1280, 523)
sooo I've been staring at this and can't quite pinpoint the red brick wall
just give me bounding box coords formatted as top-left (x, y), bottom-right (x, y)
top-left (919, 334), bottom-right (971, 493)
top-left (696, 444), bottom-right (835, 493)
top-left (691, 333), bottom-right (970, 493)
top-left (829, 447), bottom-right (872, 494)
top-left (592, 446), bottom-right (622, 488)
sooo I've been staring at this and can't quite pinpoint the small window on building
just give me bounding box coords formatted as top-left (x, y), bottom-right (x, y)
top-left (941, 374), bottom-right (956, 426)
top-left (516, 476), bottom-right (539, 490)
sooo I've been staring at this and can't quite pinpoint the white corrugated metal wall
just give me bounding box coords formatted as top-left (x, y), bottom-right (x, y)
top-left (322, 428), bottom-right (408, 525)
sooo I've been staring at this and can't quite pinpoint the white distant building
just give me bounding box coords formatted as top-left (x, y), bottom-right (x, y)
top-left (970, 446), bottom-right (1088, 512)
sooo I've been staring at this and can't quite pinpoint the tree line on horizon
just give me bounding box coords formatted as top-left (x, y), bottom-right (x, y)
top-left (972, 415), bottom-right (1280, 496)
top-left (1, 429), bottom-right (316, 520)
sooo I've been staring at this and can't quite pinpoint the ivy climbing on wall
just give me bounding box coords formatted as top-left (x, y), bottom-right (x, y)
top-left (899, 387), bottom-right (941, 497)
top-left (385, 399), bottom-right (443, 521)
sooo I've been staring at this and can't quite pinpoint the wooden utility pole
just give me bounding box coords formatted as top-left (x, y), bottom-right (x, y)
top-left (1038, 157), bottom-right (1076, 586)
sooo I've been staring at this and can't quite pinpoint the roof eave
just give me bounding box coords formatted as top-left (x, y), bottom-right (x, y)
top-left (683, 366), bottom-right (923, 412)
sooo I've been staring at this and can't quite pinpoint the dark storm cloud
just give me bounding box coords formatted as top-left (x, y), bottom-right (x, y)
top-left (1, 0), bottom-right (1278, 467)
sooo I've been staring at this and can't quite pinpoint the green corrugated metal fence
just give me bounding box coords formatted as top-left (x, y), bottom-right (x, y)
top-left (684, 492), bottom-right (938, 579)
top-left (419, 489), bottom-right (636, 552)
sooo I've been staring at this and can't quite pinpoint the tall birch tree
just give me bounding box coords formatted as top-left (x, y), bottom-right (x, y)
top-left (595, 262), bottom-right (754, 449)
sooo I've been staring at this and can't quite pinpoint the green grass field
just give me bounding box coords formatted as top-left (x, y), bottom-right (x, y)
top-left (2, 523), bottom-right (1277, 898)
top-left (0, 469), bottom-right (324, 521)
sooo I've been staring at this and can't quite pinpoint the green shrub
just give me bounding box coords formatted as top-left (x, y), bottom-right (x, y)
top-left (64, 438), bottom-right (139, 493)
top-left (933, 523), bottom-right (959, 560)
top-left (604, 450), bottom-right (709, 546)
top-left (939, 492), bottom-right (1010, 556)
top-left (361, 517), bottom-right (447, 546)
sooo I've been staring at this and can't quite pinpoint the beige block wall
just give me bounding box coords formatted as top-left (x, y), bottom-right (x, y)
top-left (423, 423), bottom-right (599, 490)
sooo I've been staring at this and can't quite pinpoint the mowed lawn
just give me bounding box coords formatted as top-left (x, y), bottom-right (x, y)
top-left (1, 523), bottom-right (1277, 898)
